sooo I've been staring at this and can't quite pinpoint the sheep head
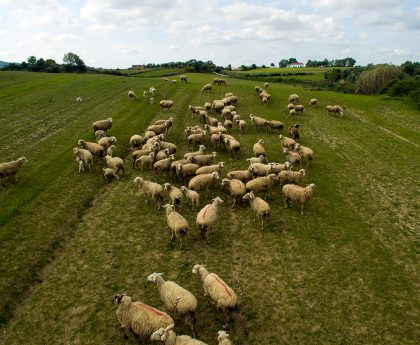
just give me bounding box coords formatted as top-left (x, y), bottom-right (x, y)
top-left (18, 156), bottom-right (28, 164)
top-left (217, 330), bottom-right (229, 341)
top-left (212, 196), bottom-right (223, 205)
top-left (133, 177), bottom-right (143, 186)
top-left (147, 272), bottom-right (164, 283)
top-left (111, 294), bottom-right (126, 304)
top-left (77, 139), bottom-right (85, 146)
top-left (192, 264), bottom-right (205, 274)
top-left (163, 183), bottom-right (171, 191)
top-left (211, 172), bottom-right (219, 180)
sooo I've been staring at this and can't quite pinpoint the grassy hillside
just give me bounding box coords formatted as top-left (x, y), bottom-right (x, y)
top-left (0, 71), bottom-right (418, 345)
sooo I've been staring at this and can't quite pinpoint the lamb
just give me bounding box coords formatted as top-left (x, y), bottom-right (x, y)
top-left (94, 130), bottom-right (106, 140)
top-left (147, 273), bottom-right (197, 333)
top-left (104, 155), bottom-right (125, 176)
top-left (103, 167), bottom-right (119, 182)
top-left (235, 119), bottom-right (246, 134)
top-left (187, 132), bottom-right (206, 150)
top-left (294, 143), bottom-right (314, 165)
top-left (161, 205), bottom-right (189, 248)
top-left (283, 148), bottom-right (301, 166)
top-left (132, 144), bottom-right (158, 168)
top-left (253, 139), bottom-right (266, 157)
top-left (78, 139), bottom-right (104, 158)
top-left (201, 84), bottom-right (212, 93)
top-left (76, 96), bottom-right (83, 102)
top-left (0, 156), bottom-right (28, 184)
top-left (242, 191), bottom-right (270, 230)
top-left (288, 94), bottom-right (299, 104)
top-left (75, 157), bottom-right (85, 173)
top-left (326, 105), bottom-right (344, 117)
top-left (245, 173), bottom-right (278, 195)
top-left (160, 100), bottom-right (174, 111)
top-left (136, 152), bottom-right (156, 171)
top-left (246, 155), bottom-right (267, 165)
top-left (180, 186), bottom-right (200, 210)
top-left (98, 136), bottom-right (117, 150)
top-left (111, 294), bottom-right (174, 340)
top-left (128, 90), bottom-right (136, 100)
top-left (73, 148), bottom-right (92, 173)
top-left (217, 330), bottom-right (232, 345)
top-left (92, 118), bottom-right (112, 133)
top-left (180, 74), bottom-right (189, 82)
top-left (224, 138), bottom-right (241, 155)
top-left (154, 155), bottom-right (176, 178)
top-left (282, 183), bottom-right (316, 214)
top-left (279, 134), bottom-right (296, 150)
top-left (188, 172), bottom-right (219, 192)
top-left (192, 264), bottom-right (247, 333)
top-left (163, 183), bottom-right (183, 208)
top-left (134, 177), bottom-right (164, 209)
top-left (196, 162), bottom-right (224, 175)
top-left (150, 324), bottom-right (207, 345)
top-left (130, 134), bottom-right (144, 150)
top-left (249, 114), bottom-right (268, 132)
top-left (266, 120), bottom-right (284, 132)
top-left (221, 178), bottom-right (246, 208)
top-left (264, 82), bottom-right (269, 88)
top-left (176, 163), bottom-right (200, 183)
top-left (288, 124), bottom-right (300, 141)
top-left (226, 170), bottom-right (253, 182)
top-left (294, 105), bottom-right (304, 113)
top-left (184, 145), bottom-right (206, 159)
top-left (278, 169), bottom-right (306, 185)
top-left (195, 197), bottom-right (223, 243)
top-left (310, 98), bottom-right (318, 105)
top-left (190, 152), bottom-right (216, 166)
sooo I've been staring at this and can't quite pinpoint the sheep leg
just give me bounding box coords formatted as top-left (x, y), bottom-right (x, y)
top-left (301, 204), bottom-right (304, 215)
top-left (223, 311), bottom-right (230, 328)
top-left (284, 198), bottom-right (288, 209)
top-left (261, 218), bottom-right (264, 230)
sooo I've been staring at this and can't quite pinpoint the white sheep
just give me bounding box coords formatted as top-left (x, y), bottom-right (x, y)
top-left (246, 155), bottom-right (267, 165)
top-left (326, 105), bottom-right (344, 117)
top-left (245, 174), bottom-right (278, 195)
top-left (190, 152), bottom-right (216, 167)
top-left (288, 93), bottom-right (299, 104)
top-left (294, 143), bottom-right (314, 165)
top-left (78, 139), bottom-right (104, 159)
top-left (0, 156), bottom-right (28, 184)
top-left (176, 163), bottom-right (200, 183)
top-left (242, 191), bottom-right (270, 230)
top-left (283, 148), bottom-right (301, 166)
top-left (180, 186), bottom-right (200, 210)
top-left (163, 183), bottom-right (183, 208)
top-left (221, 178), bottom-right (246, 208)
top-left (94, 130), bottom-right (106, 141)
top-left (264, 82), bottom-right (269, 88)
top-left (134, 177), bottom-right (164, 209)
top-left (92, 118), bottom-right (112, 134)
top-left (201, 84), bottom-right (212, 93)
top-left (217, 330), bottom-right (232, 345)
top-left (128, 90), bottom-right (136, 100)
top-left (150, 97), bottom-right (155, 105)
top-left (104, 155), bottom-right (125, 176)
top-left (98, 136), bottom-right (117, 150)
top-left (226, 169), bottom-right (253, 182)
top-left (73, 148), bottom-right (92, 173)
top-left (196, 197), bottom-right (223, 243)
top-left (279, 135), bottom-right (296, 150)
top-left (130, 134), bottom-right (144, 150)
top-left (147, 273), bottom-right (197, 333)
top-left (249, 114), bottom-right (268, 132)
top-left (143, 90), bottom-right (148, 98)
top-left (266, 120), bottom-right (284, 132)
top-left (136, 152), bottom-right (156, 171)
top-left (235, 119), bottom-right (246, 134)
top-left (160, 100), bottom-right (173, 111)
top-left (282, 183), bottom-right (316, 214)
top-left (253, 139), bottom-right (266, 157)
top-left (154, 155), bottom-right (176, 179)
top-left (103, 167), bottom-right (119, 182)
top-left (310, 98), bottom-right (318, 105)
top-left (163, 78), bottom-right (169, 82)
top-left (150, 324), bottom-right (207, 345)
top-left (248, 162), bottom-right (273, 177)
top-left (76, 96), bottom-right (83, 102)
top-left (111, 294), bottom-right (174, 341)
top-left (195, 162), bottom-right (224, 175)
top-left (180, 74), bottom-right (189, 82)
top-left (162, 205), bottom-right (189, 248)
top-left (149, 87), bottom-right (156, 95)
top-left (204, 102), bottom-right (211, 111)
top-left (188, 172), bottom-right (219, 192)
top-left (278, 169), bottom-right (306, 185)
top-left (171, 79), bottom-right (177, 84)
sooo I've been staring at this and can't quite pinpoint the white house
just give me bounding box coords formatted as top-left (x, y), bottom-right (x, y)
top-left (287, 62), bottom-right (304, 68)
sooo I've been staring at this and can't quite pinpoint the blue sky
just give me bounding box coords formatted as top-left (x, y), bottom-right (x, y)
top-left (0, 0), bottom-right (419, 68)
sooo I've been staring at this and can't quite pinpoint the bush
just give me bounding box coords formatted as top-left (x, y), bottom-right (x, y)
top-left (356, 64), bottom-right (402, 94)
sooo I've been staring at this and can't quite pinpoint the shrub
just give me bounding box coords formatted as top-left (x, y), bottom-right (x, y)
top-left (356, 64), bottom-right (402, 94)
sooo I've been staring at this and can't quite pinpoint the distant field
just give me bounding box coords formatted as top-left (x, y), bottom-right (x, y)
top-left (121, 68), bottom-right (186, 78)
top-left (0, 71), bottom-right (418, 345)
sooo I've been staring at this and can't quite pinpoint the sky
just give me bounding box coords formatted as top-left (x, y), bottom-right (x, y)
top-left (0, 0), bottom-right (419, 68)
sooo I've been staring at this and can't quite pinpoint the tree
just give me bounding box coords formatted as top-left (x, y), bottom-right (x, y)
top-left (288, 58), bottom-right (297, 64)
top-left (251, 63), bottom-right (257, 70)
top-left (226, 64), bottom-right (232, 70)
top-left (63, 52), bottom-right (86, 72)
top-left (27, 56), bottom-right (36, 65)
top-left (279, 59), bottom-right (288, 68)
top-left (270, 63), bottom-right (275, 67)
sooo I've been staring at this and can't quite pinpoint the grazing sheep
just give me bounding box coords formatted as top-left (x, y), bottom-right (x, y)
top-left (201, 84), bottom-right (212, 93)
top-left (149, 87), bottom-right (156, 95)
top-left (190, 152), bottom-right (216, 166)
top-left (147, 273), bottom-right (197, 332)
top-left (283, 183), bottom-right (316, 214)
top-left (288, 94), bottom-right (299, 104)
top-left (92, 118), bottom-right (112, 133)
top-left (246, 155), bottom-right (267, 165)
top-left (310, 98), bottom-right (318, 105)
top-left (130, 134), bottom-right (144, 150)
top-left (180, 74), bottom-right (189, 82)
top-left (184, 145), bottom-right (206, 159)
top-left (192, 265), bottom-right (247, 333)
top-left (224, 138), bottom-right (241, 155)
top-left (161, 205), bottom-right (189, 248)
top-left (154, 155), bottom-right (176, 178)
top-left (111, 294), bottom-right (173, 341)
top-left (188, 172), bottom-right (219, 192)
top-left (212, 100), bottom-right (225, 112)
top-left (249, 114), bottom-right (268, 132)
top-left (76, 96), bottom-right (83, 102)
top-left (255, 86), bottom-right (263, 94)
top-left (134, 177), bottom-right (164, 209)
top-left (278, 169), bottom-right (306, 185)
top-left (245, 174), bottom-right (278, 195)
top-left (128, 90), bottom-right (137, 100)
top-left (266, 120), bottom-right (284, 132)
top-left (235, 119), bottom-right (246, 134)
top-left (268, 162), bottom-right (292, 174)
top-left (279, 134), bottom-right (296, 150)
top-left (98, 136), bottom-right (117, 150)
top-left (253, 139), bottom-right (266, 157)
top-left (196, 197), bottom-right (223, 243)
top-left (156, 149), bottom-right (170, 161)
top-left (226, 170), bottom-right (253, 182)
top-left (288, 124), bottom-right (300, 141)
top-left (223, 120), bottom-right (233, 132)
top-left (163, 78), bottom-right (169, 82)
top-left (204, 102), bottom-right (211, 111)
top-left (187, 132), bottom-right (206, 150)
top-left (160, 100), bottom-right (173, 111)
top-left (103, 167), bottom-right (119, 182)
top-left (294, 143), bottom-right (314, 165)
top-left (78, 139), bottom-right (104, 159)
top-left (136, 152), bottom-right (156, 171)
top-left (248, 163), bottom-right (273, 177)
top-left (287, 103), bottom-right (295, 111)
top-left (163, 183), bottom-right (183, 208)
top-left (150, 97), bottom-right (155, 105)
top-left (180, 186), bottom-right (200, 210)
top-left (104, 155), bottom-right (125, 176)
top-left (264, 82), bottom-right (269, 88)
top-left (294, 105), bottom-right (304, 113)
top-left (289, 108), bottom-right (297, 117)
top-left (148, 124), bottom-right (168, 135)
top-left (171, 80), bottom-right (177, 84)
top-left (326, 105), bottom-right (344, 117)
top-left (196, 162), bottom-right (224, 175)
top-left (221, 178), bottom-right (246, 208)
top-left (150, 324), bottom-right (207, 345)
top-left (217, 330), bottom-right (232, 345)
top-left (283, 148), bottom-right (301, 166)
top-left (0, 156), bottom-right (28, 184)
top-left (176, 163), bottom-right (200, 183)
top-left (94, 130), bottom-right (106, 140)
top-left (242, 191), bottom-right (270, 230)
top-left (107, 144), bottom-right (116, 157)
top-left (213, 78), bottom-right (227, 85)
top-left (73, 148), bottom-right (92, 173)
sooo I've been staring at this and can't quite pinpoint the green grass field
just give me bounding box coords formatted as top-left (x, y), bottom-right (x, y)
top-left (0, 71), bottom-right (419, 345)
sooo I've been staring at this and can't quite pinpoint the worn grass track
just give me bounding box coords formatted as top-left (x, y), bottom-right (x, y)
top-left (0, 72), bottom-right (418, 344)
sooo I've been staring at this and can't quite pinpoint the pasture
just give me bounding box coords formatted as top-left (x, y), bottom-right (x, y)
top-left (0, 71), bottom-right (418, 345)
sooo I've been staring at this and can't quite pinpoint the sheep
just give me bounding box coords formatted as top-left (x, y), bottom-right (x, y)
top-left (279, 169), bottom-right (306, 185)
top-left (288, 124), bottom-right (300, 141)
top-left (76, 96), bottom-right (83, 102)
top-left (171, 80), bottom-right (177, 84)
top-left (245, 174), bottom-right (278, 195)
top-left (289, 109), bottom-right (297, 117)
top-left (130, 134), bottom-right (144, 150)
top-left (212, 100), bottom-right (225, 112)
top-left (136, 152), bottom-right (156, 171)
top-left (235, 119), bottom-right (246, 134)
top-left (279, 134), bottom-right (296, 150)
top-left (221, 178), bottom-right (246, 208)
top-left (150, 97), bottom-right (155, 105)
top-left (255, 86), bottom-right (263, 94)
top-left (226, 169), bottom-right (253, 182)
top-left (92, 118), bottom-right (112, 133)
top-left (283, 148), bottom-right (301, 166)
top-left (187, 132), bottom-right (206, 150)
top-left (148, 124), bottom-right (168, 135)
top-left (192, 264), bottom-right (247, 333)
top-left (107, 144), bottom-right (116, 157)
top-left (103, 167), bottom-right (119, 182)
top-left (204, 124), bottom-right (226, 136)
top-left (75, 157), bottom-right (85, 173)
top-left (253, 139), bottom-right (266, 157)
top-left (132, 145), bottom-right (158, 168)
top-left (184, 145), bottom-right (206, 159)
top-left (163, 77), bottom-right (169, 82)
top-left (160, 100), bottom-right (174, 111)
top-left (266, 120), bottom-right (284, 132)
top-left (210, 132), bottom-right (223, 150)
top-left (161, 205), bottom-right (189, 248)
top-left (180, 186), bottom-right (200, 210)
top-left (221, 107), bottom-right (232, 120)
top-left (205, 116), bottom-right (219, 127)
top-left (190, 152), bottom-right (216, 166)
top-left (154, 155), bottom-right (176, 178)
top-left (163, 183), bottom-right (183, 208)
top-left (149, 87), bottom-right (156, 95)
top-left (264, 82), bottom-right (269, 88)
top-left (0, 156), bottom-right (28, 185)
top-left (94, 130), bottom-right (106, 140)
top-left (288, 94), bottom-right (299, 104)
top-left (242, 191), bottom-right (270, 230)
top-left (201, 84), bottom-right (212, 93)
top-left (98, 136), bottom-right (117, 150)
top-left (134, 177), bottom-right (164, 209)
top-left (196, 197), bottom-right (223, 243)
top-left (217, 330), bottom-right (232, 345)
top-left (268, 162), bottom-right (292, 174)
top-left (326, 105), bottom-right (344, 117)
top-left (147, 273), bottom-right (197, 333)
top-left (204, 102), bottom-right (211, 111)
top-left (176, 163), bottom-right (200, 183)
top-left (78, 139), bottom-right (105, 159)
top-left (283, 183), bottom-right (316, 214)
top-left (73, 148), bottom-right (92, 173)
top-left (111, 294), bottom-right (174, 340)
top-left (145, 130), bottom-right (157, 141)
top-left (223, 120), bottom-right (233, 132)
top-left (246, 155), bottom-right (267, 165)
top-left (248, 163), bottom-right (273, 177)
top-left (128, 90), bottom-right (136, 100)
top-left (310, 98), bottom-right (318, 105)
top-left (224, 138), bottom-right (241, 156)
top-left (287, 103), bottom-right (295, 111)
top-left (294, 105), bottom-right (304, 113)
top-left (249, 114), bottom-right (268, 132)
top-left (188, 172), bottom-right (219, 192)
top-left (104, 155), bottom-right (125, 176)
top-left (213, 78), bottom-right (227, 85)
top-left (294, 143), bottom-right (314, 165)
top-left (156, 149), bottom-right (170, 161)
top-left (261, 96), bottom-right (268, 105)
top-left (180, 74), bottom-right (189, 82)
top-left (150, 324), bottom-right (207, 345)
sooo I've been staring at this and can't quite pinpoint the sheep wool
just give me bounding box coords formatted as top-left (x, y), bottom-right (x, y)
top-left (73, 148), bottom-right (92, 173)
top-left (243, 191), bottom-right (270, 230)
top-left (160, 100), bottom-right (174, 111)
top-left (221, 178), bottom-right (246, 208)
top-left (189, 172), bottom-right (219, 192)
top-left (134, 177), bottom-right (164, 209)
top-left (279, 135), bottom-right (296, 150)
top-left (150, 324), bottom-right (207, 345)
top-left (162, 205), bottom-right (189, 248)
top-left (245, 174), bottom-right (278, 195)
top-left (196, 197), bottom-right (223, 243)
top-left (180, 186), bottom-right (200, 210)
top-left (201, 84), bottom-right (212, 93)
top-left (163, 183), bottom-right (183, 207)
top-left (282, 183), bottom-right (316, 214)
top-left (92, 118), bottom-right (112, 133)
top-left (128, 90), bottom-right (136, 100)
